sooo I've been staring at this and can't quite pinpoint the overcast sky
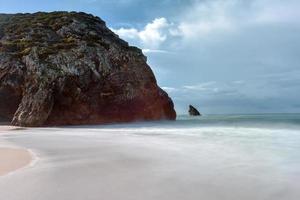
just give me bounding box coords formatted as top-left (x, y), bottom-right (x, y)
top-left (1, 0), bottom-right (300, 114)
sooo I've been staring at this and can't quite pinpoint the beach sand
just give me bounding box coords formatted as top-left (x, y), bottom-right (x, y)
top-left (0, 126), bottom-right (26, 132)
top-left (0, 125), bottom-right (32, 176)
top-left (0, 148), bottom-right (32, 176)
top-left (0, 126), bottom-right (15, 132)
top-left (0, 125), bottom-right (299, 200)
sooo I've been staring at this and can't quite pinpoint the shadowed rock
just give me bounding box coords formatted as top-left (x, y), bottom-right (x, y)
top-left (0, 12), bottom-right (176, 127)
top-left (188, 105), bottom-right (201, 116)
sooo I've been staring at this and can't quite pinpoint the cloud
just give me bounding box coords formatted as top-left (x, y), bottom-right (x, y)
top-left (139, 18), bottom-right (169, 47)
top-left (111, 0), bottom-right (300, 114)
top-left (111, 0), bottom-right (300, 49)
top-left (111, 0), bottom-right (241, 46)
top-left (232, 80), bottom-right (245, 85)
top-left (183, 81), bottom-right (217, 91)
top-left (163, 81), bottom-right (243, 98)
top-left (112, 17), bottom-right (172, 49)
top-left (175, 0), bottom-right (238, 39)
top-left (253, 0), bottom-right (300, 24)
top-left (142, 49), bottom-right (170, 54)
top-left (112, 27), bottom-right (139, 39)
top-left (161, 86), bottom-right (177, 93)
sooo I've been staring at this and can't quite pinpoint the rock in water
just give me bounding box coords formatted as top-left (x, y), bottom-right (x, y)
top-left (188, 105), bottom-right (201, 116)
top-left (0, 12), bottom-right (176, 127)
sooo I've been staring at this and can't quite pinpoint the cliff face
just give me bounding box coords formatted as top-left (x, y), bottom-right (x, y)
top-left (0, 12), bottom-right (176, 127)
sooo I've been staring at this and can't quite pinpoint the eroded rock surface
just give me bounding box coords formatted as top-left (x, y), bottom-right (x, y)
top-left (188, 105), bottom-right (201, 116)
top-left (0, 12), bottom-right (176, 126)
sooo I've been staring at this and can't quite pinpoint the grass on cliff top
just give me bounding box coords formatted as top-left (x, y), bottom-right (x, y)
top-left (0, 12), bottom-right (80, 58)
top-left (0, 12), bottom-right (131, 59)
top-left (0, 36), bottom-right (78, 59)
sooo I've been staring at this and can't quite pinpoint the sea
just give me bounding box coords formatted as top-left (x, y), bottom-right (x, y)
top-left (71, 113), bottom-right (300, 173)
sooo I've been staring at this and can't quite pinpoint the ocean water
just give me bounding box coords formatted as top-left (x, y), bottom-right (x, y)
top-left (53, 113), bottom-right (300, 176)
top-left (70, 113), bottom-right (300, 199)
top-left (100, 113), bottom-right (300, 168)
top-left (100, 113), bottom-right (300, 130)
top-left (1, 113), bottom-right (300, 200)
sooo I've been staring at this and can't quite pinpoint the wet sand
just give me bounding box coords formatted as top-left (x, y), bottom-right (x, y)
top-left (0, 126), bottom-right (16, 132)
top-left (0, 148), bottom-right (32, 176)
top-left (0, 126), bottom-right (26, 133)
top-left (0, 126), bottom-right (32, 176)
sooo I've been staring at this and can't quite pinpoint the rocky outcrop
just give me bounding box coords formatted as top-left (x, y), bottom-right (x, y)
top-left (188, 105), bottom-right (201, 116)
top-left (0, 12), bottom-right (176, 127)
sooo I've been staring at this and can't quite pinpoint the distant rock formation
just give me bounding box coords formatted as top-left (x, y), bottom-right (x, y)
top-left (0, 12), bottom-right (176, 127)
top-left (188, 105), bottom-right (201, 116)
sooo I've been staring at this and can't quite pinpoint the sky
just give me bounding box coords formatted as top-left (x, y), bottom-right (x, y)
top-left (1, 0), bottom-right (300, 114)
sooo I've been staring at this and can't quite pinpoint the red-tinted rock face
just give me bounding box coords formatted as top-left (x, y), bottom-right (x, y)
top-left (0, 12), bottom-right (176, 127)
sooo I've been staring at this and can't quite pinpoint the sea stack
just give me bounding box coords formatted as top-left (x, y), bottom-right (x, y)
top-left (188, 105), bottom-right (201, 116)
top-left (0, 12), bottom-right (176, 127)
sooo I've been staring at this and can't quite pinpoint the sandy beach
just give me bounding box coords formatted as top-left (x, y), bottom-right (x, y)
top-left (0, 148), bottom-right (32, 176)
top-left (0, 126), bottom-right (17, 132)
top-left (0, 120), bottom-right (299, 200)
top-left (0, 126), bottom-right (33, 176)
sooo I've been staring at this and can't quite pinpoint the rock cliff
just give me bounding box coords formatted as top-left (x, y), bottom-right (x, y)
top-left (0, 12), bottom-right (176, 127)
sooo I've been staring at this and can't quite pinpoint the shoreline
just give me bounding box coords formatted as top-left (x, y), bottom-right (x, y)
top-left (0, 148), bottom-right (33, 176)
top-left (0, 126), bottom-right (35, 177)
top-left (0, 125), bottom-right (26, 132)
